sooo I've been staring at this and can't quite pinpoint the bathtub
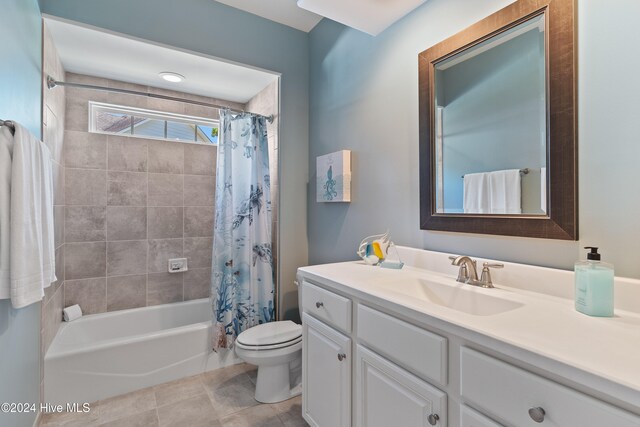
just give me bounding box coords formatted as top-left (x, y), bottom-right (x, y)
top-left (44, 298), bottom-right (241, 405)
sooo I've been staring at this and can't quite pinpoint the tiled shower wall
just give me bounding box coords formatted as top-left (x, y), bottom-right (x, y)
top-left (41, 23), bottom-right (66, 399)
top-left (62, 72), bottom-right (244, 314)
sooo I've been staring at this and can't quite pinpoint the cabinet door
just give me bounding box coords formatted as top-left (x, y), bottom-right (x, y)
top-left (302, 313), bottom-right (351, 427)
top-left (356, 345), bottom-right (447, 427)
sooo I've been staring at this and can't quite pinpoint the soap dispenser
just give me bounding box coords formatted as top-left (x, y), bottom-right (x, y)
top-left (574, 247), bottom-right (614, 317)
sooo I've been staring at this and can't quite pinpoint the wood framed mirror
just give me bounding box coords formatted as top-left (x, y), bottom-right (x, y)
top-left (418, 0), bottom-right (577, 240)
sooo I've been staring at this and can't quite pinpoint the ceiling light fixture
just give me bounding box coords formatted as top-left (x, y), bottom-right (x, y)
top-left (159, 72), bottom-right (185, 83)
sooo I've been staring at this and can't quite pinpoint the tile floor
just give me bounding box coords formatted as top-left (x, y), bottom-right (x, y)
top-left (40, 363), bottom-right (308, 427)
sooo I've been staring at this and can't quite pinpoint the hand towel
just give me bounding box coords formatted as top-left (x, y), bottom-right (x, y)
top-left (488, 169), bottom-right (522, 214)
top-left (9, 123), bottom-right (56, 308)
top-left (540, 167), bottom-right (547, 213)
top-left (463, 172), bottom-right (491, 214)
top-left (0, 126), bottom-right (13, 298)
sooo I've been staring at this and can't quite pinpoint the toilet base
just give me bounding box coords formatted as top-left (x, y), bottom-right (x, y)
top-left (255, 362), bottom-right (302, 403)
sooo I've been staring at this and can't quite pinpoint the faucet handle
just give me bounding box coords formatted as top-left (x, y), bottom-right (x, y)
top-left (480, 262), bottom-right (504, 288)
top-left (448, 255), bottom-right (457, 264)
top-left (483, 262), bottom-right (504, 269)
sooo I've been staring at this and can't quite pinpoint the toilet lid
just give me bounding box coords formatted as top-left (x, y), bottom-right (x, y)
top-left (237, 321), bottom-right (302, 347)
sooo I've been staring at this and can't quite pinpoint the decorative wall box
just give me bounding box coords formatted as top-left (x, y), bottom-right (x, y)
top-left (317, 150), bottom-right (351, 203)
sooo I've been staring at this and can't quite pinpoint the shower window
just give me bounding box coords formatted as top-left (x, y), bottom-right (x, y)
top-left (89, 102), bottom-right (219, 145)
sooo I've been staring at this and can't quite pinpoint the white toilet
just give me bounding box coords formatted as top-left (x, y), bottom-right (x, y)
top-left (235, 318), bottom-right (302, 403)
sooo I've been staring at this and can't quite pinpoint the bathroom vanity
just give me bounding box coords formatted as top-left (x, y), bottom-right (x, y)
top-left (297, 247), bottom-right (640, 427)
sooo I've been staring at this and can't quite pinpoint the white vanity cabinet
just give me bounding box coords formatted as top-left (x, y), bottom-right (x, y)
top-left (302, 313), bottom-right (351, 427)
top-left (299, 272), bottom-right (640, 427)
top-left (301, 279), bottom-right (448, 427)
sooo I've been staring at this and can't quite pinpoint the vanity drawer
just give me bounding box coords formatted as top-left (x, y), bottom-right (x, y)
top-left (460, 347), bottom-right (640, 427)
top-left (357, 305), bottom-right (447, 386)
top-left (302, 281), bottom-right (352, 333)
top-left (460, 405), bottom-right (503, 427)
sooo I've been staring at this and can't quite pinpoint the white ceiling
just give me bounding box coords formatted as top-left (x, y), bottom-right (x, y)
top-left (297, 0), bottom-right (429, 36)
top-left (215, 0), bottom-right (323, 32)
top-left (45, 18), bottom-right (278, 103)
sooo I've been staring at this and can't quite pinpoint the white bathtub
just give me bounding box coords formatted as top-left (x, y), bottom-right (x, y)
top-left (44, 298), bottom-right (241, 405)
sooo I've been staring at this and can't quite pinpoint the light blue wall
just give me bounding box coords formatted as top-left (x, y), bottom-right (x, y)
top-left (40, 0), bottom-right (310, 318)
top-left (309, 0), bottom-right (640, 278)
top-left (0, 1), bottom-right (42, 425)
top-left (439, 29), bottom-right (545, 211)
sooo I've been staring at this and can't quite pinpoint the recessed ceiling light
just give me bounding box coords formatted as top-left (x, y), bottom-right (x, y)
top-left (159, 72), bottom-right (185, 83)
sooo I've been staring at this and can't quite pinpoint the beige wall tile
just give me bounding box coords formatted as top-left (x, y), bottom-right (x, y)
top-left (65, 96), bottom-right (90, 132)
top-left (147, 97), bottom-right (186, 115)
top-left (54, 205), bottom-right (64, 248)
top-left (64, 278), bottom-right (107, 315)
top-left (42, 287), bottom-right (63, 354)
top-left (65, 206), bottom-right (106, 242)
top-left (107, 135), bottom-right (148, 172)
top-left (107, 240), bottom-right (148, 276)
top-left (148, 173), bottom-right (183, 206)
top-left (148, 140), bottom-right (184, 174)
top-left (52, 161), bottom-right (65, 205)
top-left (184, 144), bottom-right (217, 176)
top-left (59, 73), bottom-right (228, 315)
top-left (147, 273), bottom-right (183, 305)
top-left (148, 207), bottom-right (183, 239)
top-left (183, 104), bottom-right (219, 120)
top-left (184, 175), bottom-right (215, 206)
top-left (65, 242), bottom-right (106, 280)
top-left (107, 171), bottom-right (147, 206)
top-left (65, 168), bottom-right (107, 206)
top-left (53, 246), bottom-right (64, 292)
top-left (184, 237), bottom-right (213, 269)
top-left (148, 239), bottom-right (183, 274)
top-left (64, 130), bottom-right (107, 169)
top-left (184, 268), bottom-right (211, 301)
top-left (106, 206), bottom-right (147, 240)
top-left (107, 275), bottom-right (147, 311)
top-left (184, 206), bottom-right (214, 238)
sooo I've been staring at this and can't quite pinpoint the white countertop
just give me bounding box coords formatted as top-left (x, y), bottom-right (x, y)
top-left (298, 252), bottom-right (640, 410)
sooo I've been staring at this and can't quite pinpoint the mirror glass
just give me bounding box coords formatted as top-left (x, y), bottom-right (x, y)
top-left (433, 14), bottom-right (547, 216)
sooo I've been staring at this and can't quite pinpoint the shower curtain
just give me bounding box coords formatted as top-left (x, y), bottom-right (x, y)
top-left (211, 110), bottom-right (274, 350)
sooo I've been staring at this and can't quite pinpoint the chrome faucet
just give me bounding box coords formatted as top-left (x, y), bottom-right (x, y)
top-left (450, 256), bottom-right (479, 283)
top-left (449, 256), bottom-right (503, 288)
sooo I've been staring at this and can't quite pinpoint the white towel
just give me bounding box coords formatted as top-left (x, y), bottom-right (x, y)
top-left (0, 126), bottom-right (12, 297)
top-left (488, 169), bottom-right (522, 214)
top-left (463, 172), bottom-right (491, 213)
top-left (3, 123), bottom-right (57, 308)
top-left (540, 167), bottom-right (547, 213)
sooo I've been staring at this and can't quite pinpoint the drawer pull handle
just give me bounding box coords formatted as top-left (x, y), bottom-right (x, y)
top-left (427, 413), bottom-right (439, 425)
top-left (528, 407), bottom-right (546, 423)
top-left (315, 301), bottom-right (324, 308)
top-left (337, 353), bottom-right (346, 361)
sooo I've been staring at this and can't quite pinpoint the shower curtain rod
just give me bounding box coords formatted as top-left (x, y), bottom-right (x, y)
top-left (46, 76), bottom-right (274, 123)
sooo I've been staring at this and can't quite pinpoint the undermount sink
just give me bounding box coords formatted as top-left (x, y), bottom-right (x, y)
top-left (378, 277), bottom-right (524, 316)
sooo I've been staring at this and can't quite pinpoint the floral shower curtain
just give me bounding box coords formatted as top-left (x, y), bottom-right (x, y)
top-left (211, 110), bottom-right (274, 351)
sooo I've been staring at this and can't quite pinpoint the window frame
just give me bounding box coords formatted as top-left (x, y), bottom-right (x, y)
top-left (89, 101), bottom-right (219, 145)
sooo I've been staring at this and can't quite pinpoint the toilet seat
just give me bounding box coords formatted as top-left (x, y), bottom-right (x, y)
top-left (236, 336), bottom-right (302, 351)
top-left (236, 320), bottom-right (302, 350)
